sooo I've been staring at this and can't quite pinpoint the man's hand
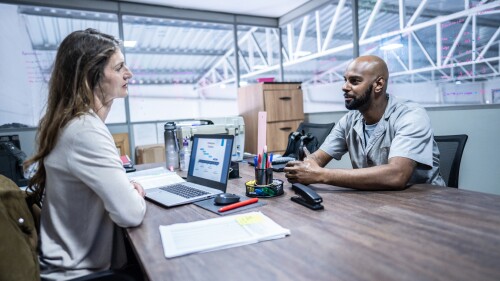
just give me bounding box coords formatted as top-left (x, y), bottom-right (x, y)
top-left (284, 148), bottom-right (323, 185)
top-left (303, 146), bottom-right (311, 158)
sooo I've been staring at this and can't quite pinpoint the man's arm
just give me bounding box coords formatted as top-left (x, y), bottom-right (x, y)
top-left (303, 148), bottom-right (332, 167)
top-left (285, 154), bottom-right (416, 191)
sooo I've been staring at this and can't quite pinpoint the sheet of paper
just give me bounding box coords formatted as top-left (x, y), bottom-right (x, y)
top-left (128, 167), bottom-right (185, 189)
top-left (159, 211), bottom-right (290, 258)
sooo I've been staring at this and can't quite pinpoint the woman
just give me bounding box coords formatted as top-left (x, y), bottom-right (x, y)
top-left (24, 29), bottom-right (146, 280)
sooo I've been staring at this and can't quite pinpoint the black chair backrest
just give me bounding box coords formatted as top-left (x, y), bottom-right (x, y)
top-left (296, 122), bottom-right (335, 145)
top-left (434, 134), bottom-right (468, 188)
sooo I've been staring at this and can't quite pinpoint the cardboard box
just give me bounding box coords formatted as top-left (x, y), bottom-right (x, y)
top-left (136, 144), bottom-right (165, 164)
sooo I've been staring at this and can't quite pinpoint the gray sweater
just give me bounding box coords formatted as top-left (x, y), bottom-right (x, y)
top-left (39, 111), bottom-right (146, 280)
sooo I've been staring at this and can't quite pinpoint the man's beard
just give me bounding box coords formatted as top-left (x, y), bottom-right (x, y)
top-left (345, 85), bottom-right (373, 110)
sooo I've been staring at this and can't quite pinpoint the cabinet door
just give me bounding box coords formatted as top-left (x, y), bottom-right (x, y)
top-left (264, 90), bottom-right (304, 122)
top-left (266, 120), bottom-right (303, 153)
top-left (112, 133), bottom-right (130, 156)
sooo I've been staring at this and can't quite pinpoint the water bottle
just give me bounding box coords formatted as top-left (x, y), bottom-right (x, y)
top-left (179, 138), bottom-right (191, 171)
top-left (164, 122), bottom-right (179, 171)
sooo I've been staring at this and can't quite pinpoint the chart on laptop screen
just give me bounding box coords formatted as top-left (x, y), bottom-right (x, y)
top-left (192, 138), bottom-right (227, 182)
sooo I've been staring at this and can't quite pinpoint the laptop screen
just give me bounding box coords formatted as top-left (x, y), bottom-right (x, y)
top-left (187, 134), bottom-right (234, 190)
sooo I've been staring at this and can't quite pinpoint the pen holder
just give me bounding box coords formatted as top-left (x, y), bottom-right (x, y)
top-left (245, 179), bottom-right (284, 198)
top-left (255, 168), bottom-right (273, 185)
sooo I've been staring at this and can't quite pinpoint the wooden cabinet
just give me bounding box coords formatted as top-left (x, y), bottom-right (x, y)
top-left (112, 133), bottom-right (130, 157)
top-left (238, 82), bottom-right (304, 155)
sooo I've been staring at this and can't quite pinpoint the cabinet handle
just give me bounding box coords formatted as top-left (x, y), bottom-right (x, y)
top-left (279, 97), bottom-right (292, 101)
top-left (279, 127), bottom-right (292, 131)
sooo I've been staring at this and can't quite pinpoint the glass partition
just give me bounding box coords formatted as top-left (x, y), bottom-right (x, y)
top-left (356, 0), bottom-right (499, 107)
top-left (280, 0), bottom-right (500, 112)
top-left (281, 2), bottom-right (354, 113)
top-left (1, 0), bottom-right (498, 130)
top-left (0, 3), bottom-right (122, 127)
top-left (236, 25), bottom-right (281, 85)
top-left (122, 15), bottom-right (236, 122)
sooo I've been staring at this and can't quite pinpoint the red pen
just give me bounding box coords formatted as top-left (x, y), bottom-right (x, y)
top-left (218, 198), bottom-right (259, 212)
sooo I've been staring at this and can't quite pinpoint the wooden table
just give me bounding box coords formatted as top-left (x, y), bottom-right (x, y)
top-left (126, 163), bottom-right (500, 281)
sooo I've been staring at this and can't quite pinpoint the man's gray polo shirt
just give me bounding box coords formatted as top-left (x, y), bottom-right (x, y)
top-left (320, 95), bottom-right (446, 186)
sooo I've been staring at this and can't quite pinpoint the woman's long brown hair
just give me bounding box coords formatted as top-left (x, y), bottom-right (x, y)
top-left (24, 28), bottom-right (121, 205)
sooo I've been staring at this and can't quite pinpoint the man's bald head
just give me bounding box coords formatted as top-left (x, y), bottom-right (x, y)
top-left (347, 55), bottom-right (389, 89)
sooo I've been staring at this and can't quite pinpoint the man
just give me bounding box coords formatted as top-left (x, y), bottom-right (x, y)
top-left (284, 55), bottom-right (445, 190)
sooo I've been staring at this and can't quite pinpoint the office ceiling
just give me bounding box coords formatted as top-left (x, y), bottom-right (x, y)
top-left (119, 0), bottom-right (312, 17)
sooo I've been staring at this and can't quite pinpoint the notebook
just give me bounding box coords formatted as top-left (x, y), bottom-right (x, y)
top-left (145, 134), bottom-right (234, 207)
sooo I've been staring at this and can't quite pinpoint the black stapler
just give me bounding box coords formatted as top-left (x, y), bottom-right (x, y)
top-left (291, 183), bottom-right (324, 210)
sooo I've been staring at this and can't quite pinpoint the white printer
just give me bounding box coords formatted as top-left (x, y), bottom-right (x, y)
top-left (173, 116), bottom-right (245, 161)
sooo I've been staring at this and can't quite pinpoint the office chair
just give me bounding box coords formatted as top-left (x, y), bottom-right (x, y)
top-left (434, 134), bottom-right (468, 188)
top-left (296, 122), bottom-right (335, 145)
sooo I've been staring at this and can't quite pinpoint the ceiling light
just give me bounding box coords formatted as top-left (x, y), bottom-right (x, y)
top-left (220, 84), bottom-right (226, 89)
top-left (124, 41), bottom-right (137, 48)
top-left (380, 43), bottom-right (404, 51)
top-left (239, 81), bottom-right (248, 87)
top-left (455, 80), bottom-right (462, 85)
top-left (379, 35), bottom-right (404, 51)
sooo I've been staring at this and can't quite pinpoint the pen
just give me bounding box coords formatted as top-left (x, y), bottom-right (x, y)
top-left (263, 145), bottom-right (267, 169)
top-left (218, 198), bottom-right (259, 212)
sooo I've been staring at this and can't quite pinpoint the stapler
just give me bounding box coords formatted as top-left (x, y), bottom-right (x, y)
top-left (291, 183), bottom-right (324, 210)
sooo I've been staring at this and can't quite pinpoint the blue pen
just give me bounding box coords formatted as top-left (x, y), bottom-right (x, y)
top-left (254, 155), bottom-right (258, 167)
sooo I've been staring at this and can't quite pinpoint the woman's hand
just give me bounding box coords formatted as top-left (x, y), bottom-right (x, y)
top-left (130, 180), bottom-right (146, 197)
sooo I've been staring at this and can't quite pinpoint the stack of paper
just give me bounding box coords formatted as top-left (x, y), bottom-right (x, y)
top-left (128, 167), bottom-right (185, 190)
top-left (159, 211), bottom-right (290, 258)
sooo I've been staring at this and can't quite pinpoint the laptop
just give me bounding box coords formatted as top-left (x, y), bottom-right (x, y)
top-left (145, 134), bottom-right (234, 207)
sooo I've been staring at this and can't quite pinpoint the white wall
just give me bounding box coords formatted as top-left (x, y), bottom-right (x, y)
top-left (306, 105), bottom-right (500, 195)
top-left (302, 82), bottom-right (348, 113)
top-left (301, 81), bottom-right (446, 114)
top-left (127, 84), bottom-right (238, 122)
top-left (389, 82), bottom-right (441, 104)
top-left (427, 106), bottom-right (500, 195)
top-left (302, 79), bottom-right (500, 115)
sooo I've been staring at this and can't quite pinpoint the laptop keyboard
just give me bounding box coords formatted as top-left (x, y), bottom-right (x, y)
top-left (160, 184), bottom-right (210, 199)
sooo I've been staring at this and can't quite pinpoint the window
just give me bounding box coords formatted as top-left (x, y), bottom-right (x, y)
top-left (236, 25), bottom-right (281, 86)
top-left (122, 15), bottom-right (237, 122)
top-left (0, 3), bottom-right (122, 126)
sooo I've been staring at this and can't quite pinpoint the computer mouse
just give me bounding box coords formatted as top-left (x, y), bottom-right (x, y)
top-left (214, 193), bottom-right (240, 205)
